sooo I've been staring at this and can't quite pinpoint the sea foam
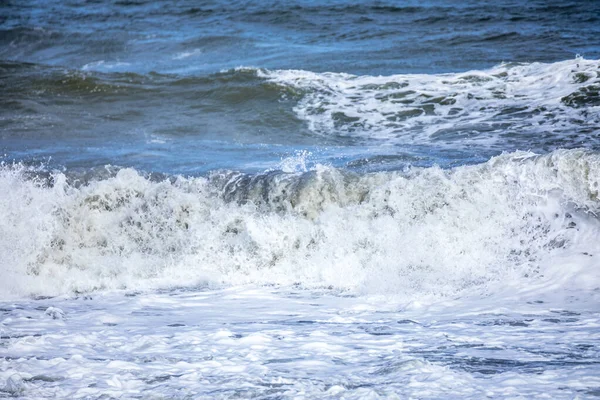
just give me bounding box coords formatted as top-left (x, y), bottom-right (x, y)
top-left (257, 58), bottom-right (600, 151)
top-left (1, 149), bottom-right (599, 300)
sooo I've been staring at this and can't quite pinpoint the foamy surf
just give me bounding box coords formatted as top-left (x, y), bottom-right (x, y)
top-left (3, 0), bottom-right (600, 396)
top-left (1, 149), bottom-right (599, 304)
top-left (3, 285), bottom-right (599, 399)
top-left (257, 58), bottom-right (600, 150)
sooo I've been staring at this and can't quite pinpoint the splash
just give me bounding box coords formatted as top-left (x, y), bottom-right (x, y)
top-left (0, 149), bottom-right (599, 299)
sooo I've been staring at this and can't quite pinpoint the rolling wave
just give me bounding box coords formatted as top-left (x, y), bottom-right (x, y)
top-left (3, 58), bottom-right (600, 155)
top-left (258, 58), bottom-right (600, 150)
top-left (1, 149), bottom-right (599, 299)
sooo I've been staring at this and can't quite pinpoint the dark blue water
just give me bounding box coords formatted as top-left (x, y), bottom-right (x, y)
top-left (1, 0), bottom-right (600, 175)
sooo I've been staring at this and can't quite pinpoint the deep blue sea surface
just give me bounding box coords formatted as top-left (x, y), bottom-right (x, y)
top-left (1, 1), bottom-right (600, 398)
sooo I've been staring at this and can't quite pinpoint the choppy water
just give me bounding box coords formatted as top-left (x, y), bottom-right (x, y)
top-left (1, 1), bottom-right (600, 398)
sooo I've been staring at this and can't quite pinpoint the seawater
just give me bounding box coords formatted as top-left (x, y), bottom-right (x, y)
top-left (1, 0), bottom-right (600, 398)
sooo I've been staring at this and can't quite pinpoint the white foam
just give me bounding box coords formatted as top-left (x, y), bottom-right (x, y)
top-left (172, 49), bottom-right (203, 60)
top-left (257, 58), bottom-right (600, 149)
top-left (1, 149), bottom-right (599, 302)
top-left (278, 150), bottom-right (312, 173)
top-left (81, 60), bottom-right (132, 72)
top-left (1, 287), bottom-right (598, 399)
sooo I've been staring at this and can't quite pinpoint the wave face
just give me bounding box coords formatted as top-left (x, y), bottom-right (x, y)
top-left (1, 149), bottom-right (599, 299)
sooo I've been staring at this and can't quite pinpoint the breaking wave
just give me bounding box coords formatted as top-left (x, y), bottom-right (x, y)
top-left (1, 149), bottom-right (599, 299)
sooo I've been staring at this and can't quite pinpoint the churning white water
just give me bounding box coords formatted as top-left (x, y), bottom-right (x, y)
top-left (1, 149), bottom-right (600, 398)
top-left (1, 149), bottom-right (599, 298)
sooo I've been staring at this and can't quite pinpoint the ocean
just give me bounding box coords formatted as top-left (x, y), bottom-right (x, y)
top-left (1, 0), bottom-right (600, 398)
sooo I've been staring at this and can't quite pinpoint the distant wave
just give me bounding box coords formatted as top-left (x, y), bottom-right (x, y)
top-left (257, 58), bottom-right (600, 150)
top-left (4, 58), bottom-right (600, 155)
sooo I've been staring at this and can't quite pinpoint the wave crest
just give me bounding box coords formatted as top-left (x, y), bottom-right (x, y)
top-left (258, 58), bottom-right (600, 151)
top-left (1, 149), bottom-right (599, 299)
